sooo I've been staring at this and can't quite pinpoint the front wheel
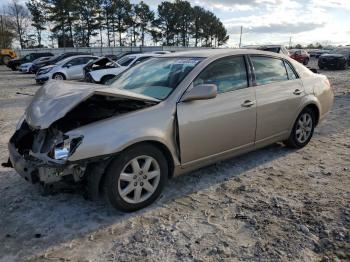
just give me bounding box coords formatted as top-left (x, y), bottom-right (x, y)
top-left (52, 73), bottom-right (65, 80)
top-left (104, 144), bottom-right (168, 212)
top-left (100, 75), bottom-right (115, 85)
top-left (284, 108), bottom-right (315, 148)
top-left (1, 55), bottom-right (11, 65)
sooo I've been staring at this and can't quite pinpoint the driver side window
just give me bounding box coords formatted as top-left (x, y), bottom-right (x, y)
top-left (193, 56), bottom-right (248, 94)
top-left (65, 58), bottom-right (81, 67)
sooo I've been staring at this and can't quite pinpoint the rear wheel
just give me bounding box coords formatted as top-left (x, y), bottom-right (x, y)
top-left (104, 144), bottom-right (168, 212)
top-left (284, 108), bottom-right (315, 149)
top-left (52, 73), bottom-right (65, 80)
top-left (342, 61), bottom-right (348, 70)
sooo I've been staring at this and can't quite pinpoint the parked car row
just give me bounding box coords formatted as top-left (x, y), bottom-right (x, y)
top-left (7, 51), bottom-right (173, 85)
top-left (242, 45), bottom-right (349, 70)
top-left (5, 48), bottom-right (334, 212)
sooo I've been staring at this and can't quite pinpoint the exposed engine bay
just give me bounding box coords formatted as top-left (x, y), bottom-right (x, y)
top-left (53, 94), bottom-right (155, 132)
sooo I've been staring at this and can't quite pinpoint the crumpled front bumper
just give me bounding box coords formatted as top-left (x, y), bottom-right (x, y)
top-left (8, 141), bottom-right (64, 184)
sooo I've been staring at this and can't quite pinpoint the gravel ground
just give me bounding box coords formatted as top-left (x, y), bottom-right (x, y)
top-left (0, 59), bottom-right (349, 262)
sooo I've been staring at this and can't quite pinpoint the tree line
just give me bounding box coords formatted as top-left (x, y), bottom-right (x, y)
top-left (0, 0), bottom-right (229, 49)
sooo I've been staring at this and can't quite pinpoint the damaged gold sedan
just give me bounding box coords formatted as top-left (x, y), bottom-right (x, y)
top-left (5, 49), bottom-right (333, 211)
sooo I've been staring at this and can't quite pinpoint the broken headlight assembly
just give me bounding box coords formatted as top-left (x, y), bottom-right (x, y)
top-left (50, 136), bottom-right (83, 160)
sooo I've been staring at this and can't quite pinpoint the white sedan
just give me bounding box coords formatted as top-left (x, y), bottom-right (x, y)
top-left (35, 55), bottom-right (99, 84)
top-left (86, 53), bottom-right (159, 84)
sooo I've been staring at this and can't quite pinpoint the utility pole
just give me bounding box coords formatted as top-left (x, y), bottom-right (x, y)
top-left (239, 26), bottom-right (243, 48)
top-left (289, 36), bottom-right (292, 48)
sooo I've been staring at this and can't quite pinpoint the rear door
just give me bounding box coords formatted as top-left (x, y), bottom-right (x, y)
top-left (250, 56), bottom-right (304, 142)
top-left (177, 56), bottom-right (257, 164)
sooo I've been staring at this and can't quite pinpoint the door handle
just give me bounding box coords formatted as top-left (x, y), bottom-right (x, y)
top-left (241, 100), bottom-right (255, 107)
top-left (293, 89), bottom-right (303, 95)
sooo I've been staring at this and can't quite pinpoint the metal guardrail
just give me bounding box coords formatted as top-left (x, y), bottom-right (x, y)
top-left (14, 46), bottom-right (208, 57)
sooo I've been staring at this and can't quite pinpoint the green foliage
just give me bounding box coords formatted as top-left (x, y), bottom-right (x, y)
top-left (22, 0), bottom-right (229, 47)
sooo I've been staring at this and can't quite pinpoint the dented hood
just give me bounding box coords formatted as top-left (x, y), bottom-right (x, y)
top-left (26, 80), bottom-right (160, 129)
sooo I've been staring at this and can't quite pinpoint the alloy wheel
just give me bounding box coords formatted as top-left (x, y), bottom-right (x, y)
top-left (295, 112), bottom-right (313, 144)
top-left (54, 74), bottom-right (64, 80)
top-left (117, 155), bottom-right (161, 204)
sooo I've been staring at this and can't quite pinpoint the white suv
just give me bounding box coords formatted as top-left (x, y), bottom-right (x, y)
top-left (86, 53), bottom-right (160, 84)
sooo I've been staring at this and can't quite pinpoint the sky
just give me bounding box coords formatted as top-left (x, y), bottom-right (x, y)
top-left (3, 0), bottom-right (350, 47)
top-left (139, 0), bottom-right (350, 47)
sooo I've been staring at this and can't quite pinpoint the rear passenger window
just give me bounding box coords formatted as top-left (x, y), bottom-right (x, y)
top-left (251, 56), bottom-right (288, 85)
top-left (284, 61), bottom-right (297, 80)
top-left (194, 56), bottom-right (248, 93)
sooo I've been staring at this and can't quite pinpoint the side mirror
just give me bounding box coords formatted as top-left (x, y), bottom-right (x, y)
top-left (181, 84), bottom-right (217, 102)
top-left (65, 63), bottom-right (72, 68)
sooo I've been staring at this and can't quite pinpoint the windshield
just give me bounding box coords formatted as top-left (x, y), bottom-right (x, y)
top-left (117, 56), bottom-right (135, 66)
top-left (109, 57), bottom-right (203, 100)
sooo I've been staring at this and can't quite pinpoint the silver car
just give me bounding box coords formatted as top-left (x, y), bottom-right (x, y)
top-left (6, 49), bottom-right (333, 211)
top-left (35, 55), bottom-right (99, 84)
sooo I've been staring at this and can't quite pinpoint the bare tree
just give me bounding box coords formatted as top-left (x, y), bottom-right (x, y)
top-left (7, 0), bottom-right (30, 48)
top-left (0, 14), bottom-right (16, 48)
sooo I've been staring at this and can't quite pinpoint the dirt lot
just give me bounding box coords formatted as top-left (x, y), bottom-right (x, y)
top-left (0, 59), bottom-right (349, 262)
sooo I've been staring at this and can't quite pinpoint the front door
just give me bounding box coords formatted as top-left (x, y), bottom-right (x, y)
top-left (177, 56), bottom-right (257, 164)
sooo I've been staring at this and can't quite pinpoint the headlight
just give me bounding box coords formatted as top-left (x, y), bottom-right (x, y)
top-left (52, 136), bottom-right (83, 160)
top-left (39, 67), bottom-right (53, 74)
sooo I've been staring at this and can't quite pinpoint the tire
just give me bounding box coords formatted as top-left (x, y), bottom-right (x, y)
top-left (318, 64), bottom-right (324, 70)
top-left (104, 144), bottom-right (168, 212)
top-left (52, 73), bottom-right (66, 80)
top-left (100, 75), bottom-right (115, 85)
top-left (342, 61), bottom-right (348, 70)
top-left (284, 108), bottom-right (315, 149)
top-left (1, 55), bottom-right (11, 65)
top-left (303, 58), bottom-right (309, 65)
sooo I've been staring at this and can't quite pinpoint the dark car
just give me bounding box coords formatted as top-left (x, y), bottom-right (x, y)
top-left (290, 49), bottom-right (310, 65)
top-left (31, 52), bottom-right (90, 74)
top-left (318, 48), bottom-right (350, 70)
top-left (7, 52), bottom-right (54, 71)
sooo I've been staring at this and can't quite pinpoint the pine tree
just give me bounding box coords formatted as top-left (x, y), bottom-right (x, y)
top-left (26, 0), bottom-right (46, 47)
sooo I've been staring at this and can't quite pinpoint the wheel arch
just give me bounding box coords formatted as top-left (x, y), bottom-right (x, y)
top-left (97, 140), bottom-right (175, 196)
top-left (302, 103), bottom-right (320, 126)
top-left (101, 74), bottom-right (116, 84)
top-left (52, 71), bottom-right (66, 80)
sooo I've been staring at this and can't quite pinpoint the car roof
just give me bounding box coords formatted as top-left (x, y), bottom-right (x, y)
top-left (59, 55), bottom-right (99, 63)
top-left (161, 48), bottom-right (287, 59)
top-left (123, 53), bottom-right (159, 58)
